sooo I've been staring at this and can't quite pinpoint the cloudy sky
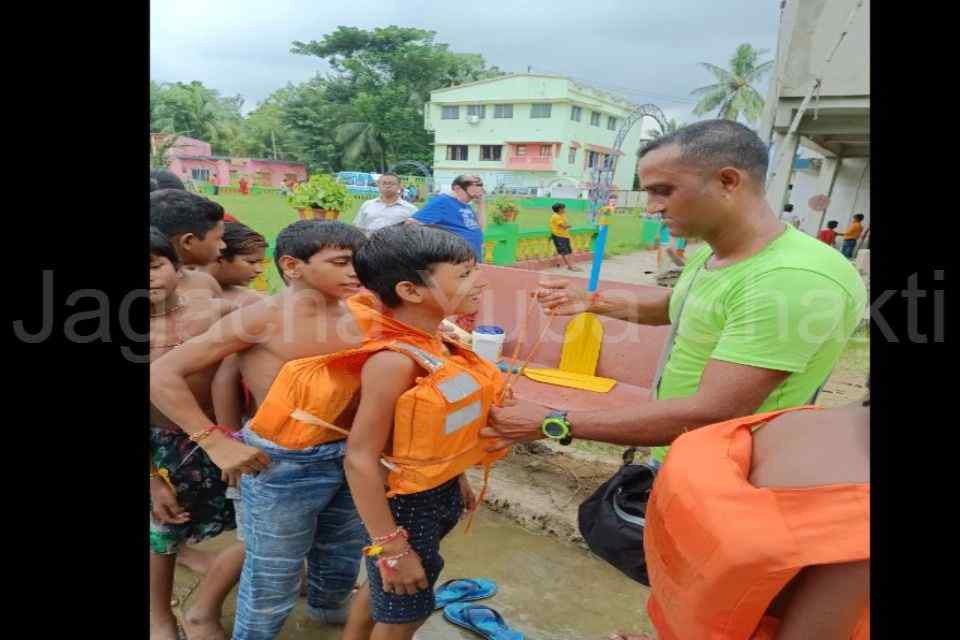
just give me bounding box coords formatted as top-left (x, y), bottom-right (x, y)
top-left (151, 0), bottom-right (781, 128)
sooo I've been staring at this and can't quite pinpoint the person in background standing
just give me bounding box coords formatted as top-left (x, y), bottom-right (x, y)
top-left (353, 173), bottom-right (419, 235)
top-left (818, 220), bottom-right (840, 247)
top-left (841, 214), bottom-right (865, 258)
top-left (783, 203), bottom-right (802, 229)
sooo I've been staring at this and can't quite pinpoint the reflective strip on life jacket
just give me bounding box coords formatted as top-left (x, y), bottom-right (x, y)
top-left (437, 372), bottom-right (481, 403)
top-left (389, 341), bottom-right (444, 372)
top-left (445, 401), bottom-right (482, 434)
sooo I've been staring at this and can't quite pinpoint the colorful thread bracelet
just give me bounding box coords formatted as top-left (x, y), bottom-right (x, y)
top-left (371, 526), bottom-right (408, 545)
top-left (149, 468), bottom-right (177, 495)
top-left (189, 425), bottom-right (234, 444)
top-left (363, 540), bottom-right (410, 558)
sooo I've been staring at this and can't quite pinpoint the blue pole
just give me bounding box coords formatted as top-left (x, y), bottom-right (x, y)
top-left (587, 220), bottom-right (609, 292)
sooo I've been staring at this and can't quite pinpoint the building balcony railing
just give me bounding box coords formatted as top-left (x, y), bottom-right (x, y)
top-left (504, 155), bottom-right (555, 171)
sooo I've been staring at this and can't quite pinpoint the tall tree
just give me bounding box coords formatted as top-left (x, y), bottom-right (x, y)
top-left (290, 26), bottom-right (503, 170)
top-left (150, 81), bottom-right (244, 154)
top-left (335, 121), bottom-right (387, 172)
top-left (690, 44), bottom-right (773, 124)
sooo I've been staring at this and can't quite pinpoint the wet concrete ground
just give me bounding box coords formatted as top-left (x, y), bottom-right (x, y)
top-left (174, 509), bottom-right (653, 639)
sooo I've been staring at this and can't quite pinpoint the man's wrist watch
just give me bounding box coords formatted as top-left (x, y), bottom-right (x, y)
top-left (541, 411), bottom-right (573, 446)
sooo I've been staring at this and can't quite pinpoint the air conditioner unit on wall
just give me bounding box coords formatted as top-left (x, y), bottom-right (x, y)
top-left (467, 115), bottom-right (480, 125)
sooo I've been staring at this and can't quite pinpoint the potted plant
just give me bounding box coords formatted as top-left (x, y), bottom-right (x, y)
top-left (287, 174), bottom-right (350, 220)
top-left (490, 195), bottom-right (520, 225)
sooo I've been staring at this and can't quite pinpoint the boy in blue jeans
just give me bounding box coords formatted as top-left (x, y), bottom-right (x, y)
top-left (151, 220), bottom-right (369, 639)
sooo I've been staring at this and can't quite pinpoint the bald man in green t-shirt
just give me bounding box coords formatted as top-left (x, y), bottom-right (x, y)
top-left (484, 120), bottom-right (867, 461)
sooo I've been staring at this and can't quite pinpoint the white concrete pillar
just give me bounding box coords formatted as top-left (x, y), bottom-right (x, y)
top-left (813, 157), bottom-right (841, 232)
top-left (766, 131), bottom-right (800, 215)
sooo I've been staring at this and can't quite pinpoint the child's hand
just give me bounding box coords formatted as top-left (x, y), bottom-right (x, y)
top-left (380, 547), bottom-right (429, 596)
top-left (221, 468), bottom-right (243, 488)
top-left (203, 432), bottom-right (270, 475)
top-left (458, 474), bottom-right (477, 515)
top-left (150, 478), bottom-right (190, 525)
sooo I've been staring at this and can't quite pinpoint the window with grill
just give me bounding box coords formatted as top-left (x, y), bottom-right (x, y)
top-left (446, 145), bottom-right (468, 161)
top-left (568, 147), bottom-right (577, 164)
top-left (608, 116), bottom-right (617, 131)
top-left (494, 104), bottom-right (513, 119)
top-left (590, 111), bottom-right (600, 126)
top-left (467, 105), bottom-right (486, 118)
top-left (441, 106), bottom-right (460, 120)
top-left (570, 106), bottom-right (582, 122)
top-left (516, 145), bottom-right (527, 157)
top-left (480, 145), bottom-right (502, 161)
top-left (587, 150), bottom-right (598, 168)
top-left (530, 103), bottom-right (552, 118)
top-left (539, 145), bottom-right (553, 158)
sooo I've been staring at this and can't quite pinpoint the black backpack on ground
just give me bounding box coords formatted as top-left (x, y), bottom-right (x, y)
top-left (577, 447), bottom-right (657, 586)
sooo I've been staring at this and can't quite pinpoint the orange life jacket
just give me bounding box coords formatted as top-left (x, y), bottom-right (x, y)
top-left (645, 407), bottom-right (870, 640)
top-left (249, 292), bottom-right (508, 497)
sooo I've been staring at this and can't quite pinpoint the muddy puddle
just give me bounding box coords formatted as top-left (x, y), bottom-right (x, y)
top-left (174, 509), bottom-right (653, 639)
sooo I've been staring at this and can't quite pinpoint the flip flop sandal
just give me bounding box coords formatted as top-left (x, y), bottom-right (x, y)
top-left (434, 578), bottom-right (498, 610)
top-left (443, 603), bottom-right (524, 640)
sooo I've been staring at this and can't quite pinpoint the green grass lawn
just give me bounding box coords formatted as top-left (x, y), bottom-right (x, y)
top-left (208, 193), bottom-right (650, 292)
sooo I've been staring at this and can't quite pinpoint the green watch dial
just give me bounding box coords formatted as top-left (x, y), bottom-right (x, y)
top-left (541, 414), bottom-right (571, 440)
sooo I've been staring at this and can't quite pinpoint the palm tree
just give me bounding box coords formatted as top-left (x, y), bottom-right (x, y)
top-left (690, 44), bottom-right (774, 124)
top-left (335, 121), bottom-right (387, 172)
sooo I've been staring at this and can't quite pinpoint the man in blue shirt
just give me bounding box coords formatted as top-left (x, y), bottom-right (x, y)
top-left (411, 175), bottom-right (486, 261)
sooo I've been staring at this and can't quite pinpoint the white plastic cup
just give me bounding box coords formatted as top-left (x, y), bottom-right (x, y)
top-left (472, 325), bottom-right (506, 363)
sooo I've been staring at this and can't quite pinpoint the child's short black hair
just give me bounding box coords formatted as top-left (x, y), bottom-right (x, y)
top-left (274, 220), bottom-right (367, 284)
top-left (222, 221), bottom-right (267, 261)
top-left (853, 213), bottom-right (865, 221)
top-left (150, 169), bottom-right (186, 191)
top-left (552, 203), bottom-right (566, 213)
top-left (150, 226), bottom-right (181, 268)
top-left (150, 189), bottom-right (225, 241)
top-left (827, 220), bottom-right (839, 229)
top-left (354, 224), bottom-right (476, 308)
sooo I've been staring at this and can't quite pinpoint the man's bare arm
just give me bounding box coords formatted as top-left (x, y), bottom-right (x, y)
top-left (536, 278), bottom-right (673, 326)
top-left (486, 359), bottom-right (789, 448)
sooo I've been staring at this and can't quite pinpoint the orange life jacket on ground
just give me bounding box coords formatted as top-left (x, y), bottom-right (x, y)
top-left (249, 292), bottom-right (507, 497)
top-left (645, 407), bottom-right (869, 640)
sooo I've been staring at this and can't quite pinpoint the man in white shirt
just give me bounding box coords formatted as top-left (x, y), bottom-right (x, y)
top-left (353, 173), bottom-right (418, 233)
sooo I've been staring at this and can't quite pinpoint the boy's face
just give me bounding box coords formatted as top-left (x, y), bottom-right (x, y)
top-left (182, 221), bottom-right (226, 265)
top-left (295, 247), bottom-right (361, 298)
top-left (217, 247), bottom-right (266, 288)
top-left (149, 254), bottom-right (180, 305)
top-left (421, 260), bottom-right (487, 316)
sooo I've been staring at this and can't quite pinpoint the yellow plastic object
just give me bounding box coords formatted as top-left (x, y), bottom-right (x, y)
top-left (558, 312), bottom-right (604, 375)
top-left (523, 367), bottom-right (617, 393)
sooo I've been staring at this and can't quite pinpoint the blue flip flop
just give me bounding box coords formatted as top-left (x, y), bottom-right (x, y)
top-left (442, 603), bottom-right (524, 640)
top-left (434, 578), bottom-right (498, 609)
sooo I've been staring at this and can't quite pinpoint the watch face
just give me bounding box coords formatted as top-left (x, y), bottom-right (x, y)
top-left (543, 420), bottom-right (567, 438)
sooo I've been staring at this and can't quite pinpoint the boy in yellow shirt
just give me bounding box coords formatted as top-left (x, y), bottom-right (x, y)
top-left (549, 203), bottom-right (580, 271)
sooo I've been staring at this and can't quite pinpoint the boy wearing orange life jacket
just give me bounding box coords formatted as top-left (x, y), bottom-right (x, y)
top-left (609, 392), bottom-right (870, 640)
top-left (331, 224), bottom-right (507, 640)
